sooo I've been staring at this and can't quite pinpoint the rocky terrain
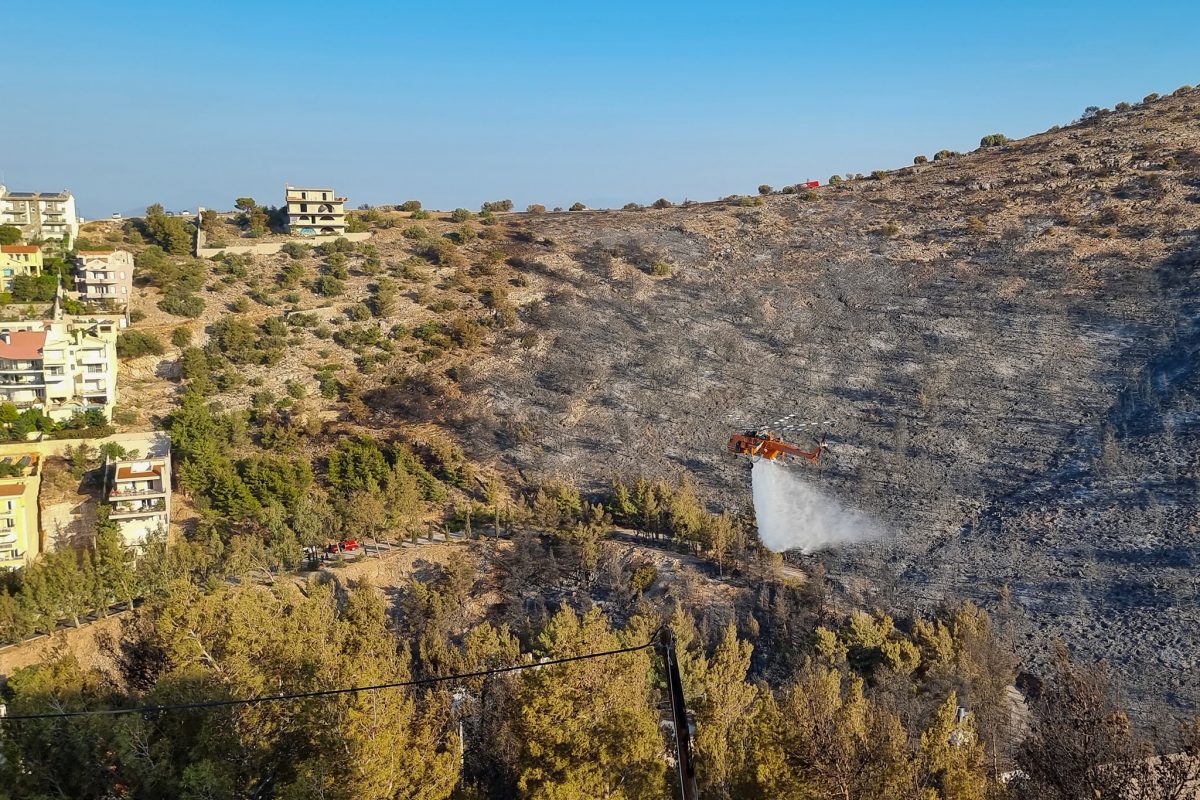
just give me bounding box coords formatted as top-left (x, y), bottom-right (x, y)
top-left (452, 89), bottom-right (1200, 721)
top-left (80, 87), bottom-right (1200, 723)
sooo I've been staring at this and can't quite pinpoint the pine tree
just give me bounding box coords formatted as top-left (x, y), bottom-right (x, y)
top-left (93, 507), bottom-right (138, 611)
top-left (513, 608), bottom-right (667, 799)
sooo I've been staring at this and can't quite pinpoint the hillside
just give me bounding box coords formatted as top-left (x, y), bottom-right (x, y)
top-left (76, 88), bottom-right (1200, 722)
top-left (445, 90), bottom-right (1200, 718)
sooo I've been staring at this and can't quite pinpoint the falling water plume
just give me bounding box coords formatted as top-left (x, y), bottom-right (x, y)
top-left (750, 458), bottom-right (883, 553)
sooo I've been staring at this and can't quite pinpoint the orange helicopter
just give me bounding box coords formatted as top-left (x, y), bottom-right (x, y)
top-left (727, 415), bottom-right (830, 464)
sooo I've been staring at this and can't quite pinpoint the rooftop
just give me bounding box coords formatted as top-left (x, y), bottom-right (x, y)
top-left (0, 484), bottom-right (26, 497)
top-left (0, 245), bottom-right (40, 254)
top-left (116, 464), bottom-right (163, 480)
top-left (4, 191), bottom-right (71, 200)
top-left (0, 331), bottom-right (46, 360)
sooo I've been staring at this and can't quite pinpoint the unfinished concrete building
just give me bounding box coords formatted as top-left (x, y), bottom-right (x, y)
top-left (285, 186), bottom-right (347, 236)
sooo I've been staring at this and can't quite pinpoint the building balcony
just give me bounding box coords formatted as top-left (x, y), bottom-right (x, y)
top-left (110, 497), bottom-right (167, 518)
top-left (111, 485), bottom-right (167, 498)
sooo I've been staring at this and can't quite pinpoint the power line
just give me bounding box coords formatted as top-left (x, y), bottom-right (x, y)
top-left (0, 640), bottom-right (655, 723)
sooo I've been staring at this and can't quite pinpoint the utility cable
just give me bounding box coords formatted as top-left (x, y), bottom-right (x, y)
top-left (0, 640), bottom-right (656, 722)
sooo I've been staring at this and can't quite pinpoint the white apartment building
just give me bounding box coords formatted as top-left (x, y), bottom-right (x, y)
top-left (104, 433), bottom-right (171, 547)
top-left (0, 186), bottom-right (80, 244)
top-left (285, 186), bottom-right (347, 236)
top-left (0, 320), bottom-right (118, 421)
top-left (75, 250), bottom-right (133, 305)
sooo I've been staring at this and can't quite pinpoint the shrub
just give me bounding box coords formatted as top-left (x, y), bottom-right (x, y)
top-left (116, 330), bottom-right (165, 359)
top-left (913, 155), bottom-right (928, 164)
top-left (651, 198), bottom-right (673, 209)
top-left (401, 200), bottom-right (422, 212)
top-left (281, 241), bottom-right (310, 259)
top-left (315, 275), bottom-right (345, 296)
top-left (526, 204), bottom-right (546, 213)
top-left (966, 216), bottom-right (987, 235)
top-left (880, 222), bottom-right (901, 237)
top-left (736, 195), bottom-right (763, 207)
top-left (127, 309), bottom-right (147, 323)
top-left (1143, 93), bottom-right (1160, 103)
top-left (758, 184), bottom-right (773, 195)
top-left (651, 261), bottom-right (672, 277)
top-left (402, 224), bottom-right (429, 240)
top-left (159, 290), bottom-right (205, 318)
top-left (345, 303), bottom-right (371, 321)
top-left (1173, 85), bottom-right (1194, 96)
top-left (933, 149), bottom-right (957, 161)
top-left (410, 209), bottom-right (430, 220)
top-left (232, 296), bottom-right (251, 313)
top-left (450, 208), bottom-right (473, 222)
top-left (828, 175), bottom-right (842, 184)
top-left (569, 202), bottom-right (586, 211)
top-left (480, 199), bottom-right (513, 213)
top-left (979, 133), bottom-right (1009, 148)
top-left (112, 408), bottom-right (138, 426)
top-left (171, 327), bottom-right (192, 348)
top-left (871, 170), bottom-right (887, 180)
top-left (1114, 101), bottom-right (1131, 112)
top-left (622, 203), bottom-right (643, 210)
top-left (0, 225), bottom-right (21, 245)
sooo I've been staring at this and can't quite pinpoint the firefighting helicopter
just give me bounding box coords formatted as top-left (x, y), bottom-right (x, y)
top-left (727, 414), bottom-right (832, 465)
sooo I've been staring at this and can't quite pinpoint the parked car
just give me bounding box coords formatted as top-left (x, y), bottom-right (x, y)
top-left (341, 539), bottom-right (361, 551)
top-left (324, 539), bottom-right (362, 555)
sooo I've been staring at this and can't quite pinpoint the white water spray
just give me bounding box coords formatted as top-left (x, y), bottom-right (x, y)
top-left (750, 459), bottom-right (883, 553)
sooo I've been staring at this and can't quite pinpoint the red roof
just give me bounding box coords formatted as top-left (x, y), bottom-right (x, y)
top-left (1, 245), bottom-right (39, 254)
top-left (0, 484), bottom-right (26, 497)
top-left (0, 331), bottom-right (47, 360)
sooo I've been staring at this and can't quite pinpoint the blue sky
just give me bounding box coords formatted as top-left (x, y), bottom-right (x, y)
top-left (3, 1), bottom-right (1197, 217)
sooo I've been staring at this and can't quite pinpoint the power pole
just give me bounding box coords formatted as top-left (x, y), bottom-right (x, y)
top-left (658, 627), bottom-right (699, 800)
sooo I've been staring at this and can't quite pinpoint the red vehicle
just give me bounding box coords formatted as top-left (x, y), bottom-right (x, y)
top-left (325, 539), bottom-right (362, 554)
top-left (804, 180), bottom-right (820, 188)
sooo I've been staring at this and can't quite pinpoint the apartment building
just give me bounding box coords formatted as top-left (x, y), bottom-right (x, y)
top-left (0, 320), bottom-right (118, 421)
top-left (75, 250), bottom-right (133, 305)
top-left (285, 186), bottom-right (347, 235)
top-left (0, 186), bottom-right (80, 244)
top-left (104, 434), bottom-right (171, 547)
top-left (0, 245), bottom-right (44, 292)
top-left (0, 453), bottom-right (41, 571)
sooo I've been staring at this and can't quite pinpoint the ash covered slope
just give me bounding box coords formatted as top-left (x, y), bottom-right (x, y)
top-left (464, 90), bottom-right (1200, 716)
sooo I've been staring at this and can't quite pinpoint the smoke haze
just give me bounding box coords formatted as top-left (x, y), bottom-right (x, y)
top-left (751, 459), bottom-right (883, 553)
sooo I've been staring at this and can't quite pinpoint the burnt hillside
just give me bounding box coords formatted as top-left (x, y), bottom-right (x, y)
top-left (460, 89), bottom-right (1200, 719)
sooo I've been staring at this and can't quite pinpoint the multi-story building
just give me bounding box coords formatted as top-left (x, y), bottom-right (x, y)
top-left (0, 186), bottom-right (80, 244)
top-left (0, 452), bottom-right (41, 571)
top-left (75, 250), bottom-right (133, 305)
top-left (103, 435), bottom-right (171, 547)
top-left (0, 320), bottom-right (118, 421)
top-left (285, 186), bottom-right (347, 236)
top-left (0, 245), bottom-right (44, 292)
